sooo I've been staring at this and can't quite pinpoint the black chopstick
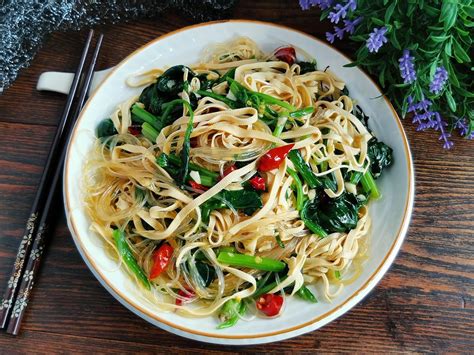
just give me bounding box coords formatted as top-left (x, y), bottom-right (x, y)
top-left (1, 31), bottom-right (103, 335)
top-left (0, 30), bottom-right (95, 330)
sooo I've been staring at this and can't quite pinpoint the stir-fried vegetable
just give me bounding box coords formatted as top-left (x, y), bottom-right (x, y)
top-left (113, 229), bottom-right (150, 290)
top-left (217, 299), bottom-right (246, 329)
top-left (257, 144), bottom-right (295, 172)
top-left (287, 167), bottom-right (305, 211)
top-left (256, 293), bottom-right (284, 316)
top-left (297, 61), bottom-right (318, 74)
top-left (217, 251), bottom-right (286, 272)
top-left (149, 243), bottom-right (174, 280)
top-left (96, 118), bottom-right (117, 138)
top-left (275, 47), bottom-right (296, 65)
top-left (300, 199), bottom-right (329, 237)
top-left (201, 189), bottom-right (263, 223)
top-left (367, 137), bottom-right (393, 179)
top-left (288, 149), bottom-right (322, 189)
top-left (296, 285), bottom-right (318, 303)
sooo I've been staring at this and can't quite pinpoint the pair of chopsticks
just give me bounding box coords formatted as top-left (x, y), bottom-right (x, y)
top-left (0, 30), bottom-right (104, 335)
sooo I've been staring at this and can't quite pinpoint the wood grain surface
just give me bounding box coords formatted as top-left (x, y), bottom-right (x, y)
top-left (0, 1), bottom-right (473, 352)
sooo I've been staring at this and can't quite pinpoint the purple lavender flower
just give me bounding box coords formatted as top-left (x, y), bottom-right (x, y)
top-left (299, 0), bottom-right (334, 10)
top-left (326, 31), bottom-right (336, 43)
top-left (454, 118), bottom-right (474, 139)
top-left (334, 26), bottom-right (345, 39)
top-left (325, 16), bottom-right (362, 43)
top-left (366, 27), bottom-right (388, 53)
top-left (343, 17), bottom-right (362, 34)
top-left (398, 50), bottom-right (417, 84)
top-left (429, 66), bottom-right (448, 94)
top-left (407, 96), bottom-right (454, 148)
top-left (433, 113), bottom-right (454, 149)
top-left (328, 0), bottom-right (357, 23)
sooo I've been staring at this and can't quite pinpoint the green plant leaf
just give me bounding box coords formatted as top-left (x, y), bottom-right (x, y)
top-left (385, 1), bottom-right (398, 24)
top-left (390, 30), bottom-right (401, 50)
top-left (440, 0), bottom-right (458, 31)
top-left (430, 34), bottom-right (450, 43)
top-left (444, 38), bottom-right (453, 56)
top-left (371, 17), bottom-right (385, 26)
top-left (445, 90), bottom-right (457, 112)
top-left (452, 37), bottom-right (471, 63)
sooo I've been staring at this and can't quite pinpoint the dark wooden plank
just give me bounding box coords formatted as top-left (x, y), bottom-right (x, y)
top-left (0, 0), bottom-right (473, 352)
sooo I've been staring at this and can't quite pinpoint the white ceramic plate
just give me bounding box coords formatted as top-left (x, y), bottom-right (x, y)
top-left (63, 20), bottom-right (414, 345)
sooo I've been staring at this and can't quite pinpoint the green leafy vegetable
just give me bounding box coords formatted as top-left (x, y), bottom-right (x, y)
top-left (288, 150), bottom-right (322, 189)
top-left (287, 167), bottom-right (305, 211)
top-left (156, 65), bottom-right (195, 96)
top-left (297, 61), bottom-right (318, 74)
top-left (367, 137), bottom-right (393, 179)
top-left (96, 118), bottom-right (117, 138)
top-left (361, 170), bottom-right (381, 199)
top-left (318, 193), bottom-right (360, 233)
top-left (195, 261), bottom-right (216, 287)
top-left (201, 189), bottom-right (263, 223)
top-left (300, 199), bottom-right (328, 237)
top-left (112, 229), bottom-right (150, 290)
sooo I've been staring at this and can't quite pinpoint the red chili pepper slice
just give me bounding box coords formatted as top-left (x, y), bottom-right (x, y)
top-left (189, 180), bottom-right (209, 191)
top-left (249, 176), bottom-right (266, 191)
top-left (149, 244), bottom-right (173, 280)
top-left (256, 293), bottom-right (284, 317)
top-left (275, 47), bottom-right (296, 65)
top-left (175, 289), bottom-right (195, 306)
top-left (128, 125), bottom-right (141, 136)
top-left (257, 144), bottom-right (295, 172)
top-left (222, 164), bottom-right (237, 177)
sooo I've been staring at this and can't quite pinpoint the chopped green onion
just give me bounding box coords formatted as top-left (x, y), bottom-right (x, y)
top-left (217, 251), bottom-right (286, 272)
top-left (334, 270), bottom-right (341, 279)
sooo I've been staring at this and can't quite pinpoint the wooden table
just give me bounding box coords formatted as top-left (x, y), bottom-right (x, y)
top-left (0, 1), bottom-right (472, 352)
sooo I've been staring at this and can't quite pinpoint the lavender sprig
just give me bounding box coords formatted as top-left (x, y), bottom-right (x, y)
top-left (408, 96), bottom-right (454, 149)
top-left (299, 0), bottom-right (334, 10)
top-left (454, 118), bottom-right (474, 139)
top-left (325, 17), bottom-right (362, 43)
top-left (398, 50), bottom-right (417, 84)
top-left (429, 66), bottom-right (448, 95)
top-left (328, 0), bottom-right (357, 23)
top-left (366, 27), bottom-right (388, 53)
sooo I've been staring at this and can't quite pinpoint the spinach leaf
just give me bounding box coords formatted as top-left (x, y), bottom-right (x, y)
top-left (138, 84), bottom-right (168, 115)
top-left (138, 65), bottom-right (195, 116)
top-left (156, 65), bottom-right (196, 96)
top-left (317, 192), bottom-right (360, 233)
top-left (195, 261), bottom-right (216, 287)
top-left (301, 192), bottom-right (360, 235)
top-left (298, 61), bottom-right (318, 74)
top-left (367, 137), bottom-right (393, 179)
top-left (96, 118), bottom-right (117, 138)
top-left (201, 189), bottom-right (263, 223)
